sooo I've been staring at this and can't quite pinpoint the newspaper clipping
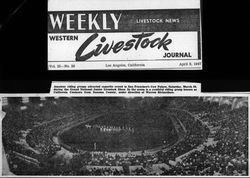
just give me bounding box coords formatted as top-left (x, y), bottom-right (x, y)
top-left (50, 82), bottom-right (201, 96)
top-left (48, 0), bottom-right (202, 70)
top-left (1, 82), bottom-right (249, 176)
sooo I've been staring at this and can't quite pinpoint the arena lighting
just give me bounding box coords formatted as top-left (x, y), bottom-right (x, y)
top-left (2, 97), bottom-right (8, 106)
top-left (40, 97), bottom-right (46, 101)
top-left (21, 97), bottom-right (29, 104)
top-left (0, 111), bottom-right (6, 120)
top-left (123, 96), bottom-right (156, 99)
top-left (20, 106), bottom-right (27, 110)
top-left (124, 96), bottom-right (135, 99)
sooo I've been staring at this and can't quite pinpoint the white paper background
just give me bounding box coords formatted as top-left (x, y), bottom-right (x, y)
top-left (48, 32), bottom-right (198, 62)
top-left (48, 0), bottom-right (200, 11)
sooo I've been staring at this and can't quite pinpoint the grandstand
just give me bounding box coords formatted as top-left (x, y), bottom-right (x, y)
top-left (1, 97), bottom-right (248, 176)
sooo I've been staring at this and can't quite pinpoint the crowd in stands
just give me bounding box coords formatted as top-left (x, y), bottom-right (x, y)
top-left (161, 99), bottom-right (248, 176)
top-left (2, 97), bottom-right (248, 176)
top-left (2, 97), bottom-right (117, 174)
top-left (82, 167), bottom-right (125, 176)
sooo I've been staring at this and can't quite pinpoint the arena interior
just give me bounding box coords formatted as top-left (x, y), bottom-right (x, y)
top-left (1, 97), bottom-right (248, 176)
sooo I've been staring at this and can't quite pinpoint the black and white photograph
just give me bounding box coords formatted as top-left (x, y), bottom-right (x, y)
top-left (1, 0), bottom-right (250, 177)
top-left (1, 96), bottom-right (248, 176)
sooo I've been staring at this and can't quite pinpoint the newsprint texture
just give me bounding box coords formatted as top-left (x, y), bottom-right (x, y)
top-left (48, 0), bottom-right (202, 70)
top-left (0, 83), bottom-right (249, 176)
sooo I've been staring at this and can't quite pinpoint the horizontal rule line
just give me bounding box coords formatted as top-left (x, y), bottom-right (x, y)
top-left (48, 67), bottom-right (202, 70)
top-left (48, 9), bottom-right (200, 13)
top-left (48, 59), bottom-right (201, 62)
top-left (48, 30), bottom-right (200, 34)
